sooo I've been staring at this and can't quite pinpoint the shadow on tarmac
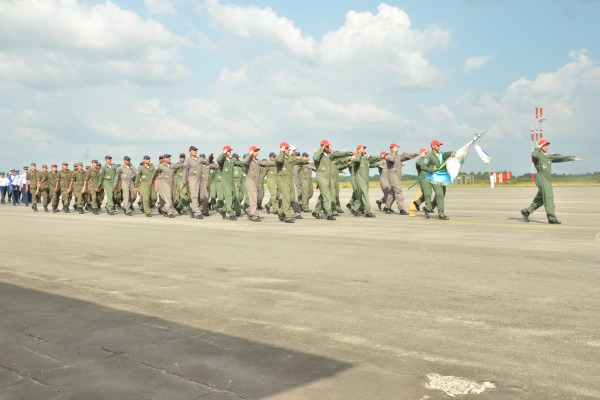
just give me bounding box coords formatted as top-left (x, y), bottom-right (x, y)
top-left (0, 282), bottom-right (352, 400)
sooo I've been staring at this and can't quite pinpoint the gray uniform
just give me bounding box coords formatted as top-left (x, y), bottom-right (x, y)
top-left (377, 159), bottom-right (390, 208)
top-left (386, 150), bottom-right (419, 211)
top-left (243, 154), bottom-right (276, 220)
top-left (114, 165), bottom-right (137, 212)
top-left (182, 156), bottom-right (208, 217)
top-left (200, 163), bottom-right (217, 214)
top-left (153, 162), bottom-right (176, 216)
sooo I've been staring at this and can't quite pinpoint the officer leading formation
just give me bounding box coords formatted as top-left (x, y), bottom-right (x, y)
top-left (1, 138), bottom-right (581, 225)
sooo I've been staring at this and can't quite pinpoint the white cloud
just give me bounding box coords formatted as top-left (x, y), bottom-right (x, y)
top-left (0, 0), bottom-right (191, 87)
top-left (145, 0), bottom-right (178, 15)
top-left (464, 54), bottom-right (495, 73)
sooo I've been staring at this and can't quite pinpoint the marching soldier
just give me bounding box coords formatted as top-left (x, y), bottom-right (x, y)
top-left (276, 142), bottom-right (308, 223)
top-left (262, 152), bottom-right (278, 215)
top-left (46, 164), bottom-right (61, 213)
top-left (217, 145), bottom-right (245, 220)
top-left (85, 160), bottom-right (102, 214)
top-left (521, 139), bottom-right (582, 224)
top-left (243, 146), bottom-right (275, 222)
top-left (135, 156), bottom-right (157, 217)
top-left (412, 148), bottom-right (437, 212)
top-left (27, 163), bottom-right (39, 211)
top-left (232, 153), bottom-right (245, 216)
top-left (36, 165), bottom-right (50, 212)
top-left (172, 153), bottom-right (189, 214)
top-left (199, 154), bottom-right (217, 216)
top-left (385, 143), bottom-right (419, 215)
top-left (376, 151), bottom-right (390, 212)
top-left (114, 156), bottom-right (137, 215)
top-left (298, 153), bottom-right (314, 212)
top-left (420, 140), bottom-right (455, 220)
top-left (97, 155), bottom-right (117, 215)
top-left (349, 145), bottom-right (383, 218)
top-left (68, 163), bottom-right (86, 214)
top-left (59, 162), bottom-right (72, 212)
top-left (312, 140), bottom-right (351, 220)
top-left (153, 154), bottom-right (176, 218)
top-left (182, 146), bottom-right (208, 219)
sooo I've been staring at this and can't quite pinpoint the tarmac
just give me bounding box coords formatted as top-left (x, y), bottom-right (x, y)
top-left (1, 186), bottom-right (599, 400)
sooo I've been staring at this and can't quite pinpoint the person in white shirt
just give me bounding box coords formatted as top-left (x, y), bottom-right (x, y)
top-left (9, 170), bottom-right (21, 205)
top-left (0, 172), bottom-right (9, 204)
top-left (19, 167), bottom-right (29, 206)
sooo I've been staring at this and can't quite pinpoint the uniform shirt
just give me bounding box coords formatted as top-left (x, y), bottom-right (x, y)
top-left (135, 164), bottom-right (156, 188)
top-left (37, 171), bottom-right (49, 189)
top-left (114, 165), bottom-right (137, 188)
top-left (46, 172), bottom-right (60, 191)
top-left (59, 170), bottom-right (72, 188)
top-left (97, 165), bottom-right (116, 188)
top-left (70, 170), bottom-right (85, 189)
top-left (0, 177), bottom-right (9, 187)
top-left (9, 174), bottom-right (21, 188)
top-left (153, 163), bottom-right (175, 185)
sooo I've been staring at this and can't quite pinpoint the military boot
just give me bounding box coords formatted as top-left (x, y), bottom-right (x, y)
top-left (43, 205), bottom-right (49, 212)
top-left (32, 203), bottom-right (38, 212)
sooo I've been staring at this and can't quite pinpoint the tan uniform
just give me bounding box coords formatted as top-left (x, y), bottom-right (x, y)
top-left (153, 162), bottom-right (176, 216)
top-left (114, 165), bottom-right (137, 213)
top-left (243, 154), bottom-right (275, 220)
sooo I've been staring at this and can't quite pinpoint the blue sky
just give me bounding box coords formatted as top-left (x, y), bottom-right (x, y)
top-left (1, 0), bottom-right (599, 174)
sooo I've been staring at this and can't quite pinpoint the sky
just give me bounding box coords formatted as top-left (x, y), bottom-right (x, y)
top-left (1, 0), bottom-right (599, 175)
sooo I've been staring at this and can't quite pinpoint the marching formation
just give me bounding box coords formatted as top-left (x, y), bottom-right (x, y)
top-left (0, 138), bottom-right (581, 224)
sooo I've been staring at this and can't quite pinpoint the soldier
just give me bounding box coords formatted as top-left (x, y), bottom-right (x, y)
top-left (232, 153), bottom-right (245, 216)
top-left (114, 156), bottom-right (137, 215)
top-left (172, 153), bottom-right (189, 215)
top-left (276, 142), bottom-right (308, 223)
top-left (217, 145), bottom-right (245, 220)
top-left (182, 146), bottom-right (209, 219)
top-left (376, 151), bottom-right (390, 211)
top-left (521, 139), bottom-right (582, 224)
top-left (46, 164), bottom-right (61, 213)
top-left (26, 163), bottom-right (39, 211)
top-left (135, 155), bottom-right (157, 217)
top-left (262, 152), bottom-right (278, 215)
top-left (349, 145), bottom-right (383, 218)
top-left (385, 143), bottom-right (419, 215)
top-left (68, 163), bottom-right (86, 214)
top-left (199, 154), bottom-right (217, 216)
top-left (298, 153), bottom-right (314, 212)
top-left (113, 162), bottom-right (123, 211)
top-left (36, 164), bottom-right (50, 212)
top-left (59, 162), bottom-right (72, 212)
top-left (153, 154), bottom-right (176, 218)
top-left (420, 140), bottom-right (456, 220)
top-left (97, 155), bottom-right (117, 215)
top-left (312, 140), bottom-right (352, 220)
top-left (412, 148), bottom-right (437, 212)
top-left (243, 146), bottom-right (276, 222)
top-left (84, 160), bottom-right (102, 214)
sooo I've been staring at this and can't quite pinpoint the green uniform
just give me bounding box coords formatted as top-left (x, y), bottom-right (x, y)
top-left (217, 154), bottom-right (245, 217)
top-left (173, 161), bottom-right (190, 212)
top-left (414, 156), bottom-right (437, 211)
top-left (59, 169), bottom-right (72, 209)
top-left (351, 153), bottom-right (383, 214)
top-left (85, 168), bottom-right (103, 211)
top-left (98, 164), bottom-right (117, 212)
top-left (36, 170), bottom-right (50, 209)
top-left (27, 170), bottom-right (39, 205)
top-left (70, 170), bottom-right (86, 210)
top-left (298, 165), bottom-right (314, 211)
top-left (276, 151), bottom-right (308, 221)
top-left (262, 165), bottom-right (278, 214)
top-left (46, 171), bottom-right (60, 209)
top-left (233, 163), bottom-right (245, 215)
top-left (420, 150), bottom-right (454, 218)
top-left (313, 149), bottom-right (351, 217)
top-left (525, 148), bottom-right (575, 222)
top-left (135, 164), bottom-right (157, 216)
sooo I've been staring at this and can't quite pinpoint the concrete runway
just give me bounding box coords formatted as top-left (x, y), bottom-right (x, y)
top-left (1, 186), bottom-right (599, 399)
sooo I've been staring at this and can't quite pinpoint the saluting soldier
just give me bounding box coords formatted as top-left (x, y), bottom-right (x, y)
top-left (243, 146), bottom-right (276, 222)
top-left (350, 145), bottom-right (383, 218)
top-left (46, 164), bottom-right (61, 213)
top-left (217, 145), bottom-right (246, 220)
top-left (114, 156), bottom-right (137, 215)
top-left (153, 154), bottom-right (176, 218)
top-left (312, 140), bottom-right (351, 220)
top-left (420, 140), bottom-right (456, 220)
top-left (27, 163), bottom-right (39, 211)
top-left (135, 156), bottom-right (157, 217)
top-left (521, 139), bottom-right (582, 224)
top-left (68, 163), bottom-right (86, 214)
top-left (385, 143), bottom-right (419, 215)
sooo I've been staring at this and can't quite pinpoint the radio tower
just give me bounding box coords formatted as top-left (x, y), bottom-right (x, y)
top-left (530, 107), bottom-right (545, 181)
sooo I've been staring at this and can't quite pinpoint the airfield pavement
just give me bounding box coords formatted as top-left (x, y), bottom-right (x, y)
top-left (0, 185), bottom-right (599, 400)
